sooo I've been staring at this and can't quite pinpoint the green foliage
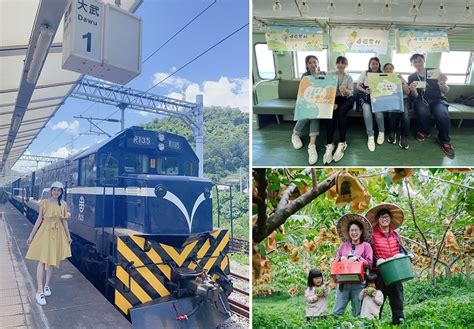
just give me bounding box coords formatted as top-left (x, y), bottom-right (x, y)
top-left (254, 275), bottom-right (474, 328)
top-left (142, 106), bottom-right (248, 183)
top-left (212, 190), bottom-right (249, 240)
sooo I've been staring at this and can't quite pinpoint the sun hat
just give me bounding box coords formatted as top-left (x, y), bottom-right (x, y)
top-left (50, 181), bottom-right (64, 190)
top-left (365, 203), bottom-right (404, 229)
top-left (336, 213), bottom-right (373, 242)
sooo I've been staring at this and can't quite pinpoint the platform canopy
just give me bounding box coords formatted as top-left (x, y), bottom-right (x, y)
top-left (0, 0), bottom-right (142, 175)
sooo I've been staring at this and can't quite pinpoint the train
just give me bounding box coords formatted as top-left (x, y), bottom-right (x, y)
top-left (8, 126), bottom-right (233, 328)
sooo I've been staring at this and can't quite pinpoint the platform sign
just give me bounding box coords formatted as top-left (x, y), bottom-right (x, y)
top-left (367, 73), bottom-right (404, 113)
top-left (294, 75), bottom-right (337, 120)
top-left (63, 0), bottom-right (104, 66)
top-left (62, 0), bottom-right (142, 85)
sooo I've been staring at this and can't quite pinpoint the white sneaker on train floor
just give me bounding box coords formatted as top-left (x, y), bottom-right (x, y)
top-left (333, 142), bottom-right (347, 162)
top-left (291, 134), bottom-right (303, 149)
top-left (323, 144), bottom-right (335, 165)
top-left (367, 136), bottom-right (375, 151)
top-left (35, 293), bottom-right (46, 305)
top-left (308, 144), bottom-right (318, 165)
top-left (377, 132), bottom-right (385, 145)
top-left (44, 286), bottom-right (51, 296)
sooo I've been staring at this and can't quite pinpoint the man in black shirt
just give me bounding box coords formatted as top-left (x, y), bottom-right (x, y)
top-left (407, 53), bottom-right (454, 159)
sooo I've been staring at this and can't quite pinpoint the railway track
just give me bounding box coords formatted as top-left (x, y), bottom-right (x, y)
top-left (230, 238), bottom-right (249, 253)
top-left (228, 271), bottom-right (250, 318)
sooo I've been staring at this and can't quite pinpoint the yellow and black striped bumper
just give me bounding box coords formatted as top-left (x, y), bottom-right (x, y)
top-left (113, 229), bottom-right (230, 315)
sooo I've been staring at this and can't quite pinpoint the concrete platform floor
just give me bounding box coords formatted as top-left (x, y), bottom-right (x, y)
top-left (0, 202), bottom-right (132, 329)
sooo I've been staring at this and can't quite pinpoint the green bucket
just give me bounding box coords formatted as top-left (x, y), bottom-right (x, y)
top-left (378, 255), bottom-right (414, 286)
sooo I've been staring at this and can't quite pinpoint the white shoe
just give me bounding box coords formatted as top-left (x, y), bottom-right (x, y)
top-left (291, 134), bottom-right (303, 149)
top-left (35, 293), bottom-right (46, 305)
top-left (323, 144), bottom-right (335, 165)
top-left (308, 144), bottom-right (318, 165)
top-left (367, 136), bottom-right (376, 151)
top-left (377, 132), bottom-right (385, 145)
top-left (333, 142), bottom-right (347, 162)
top-left (44, 286), bottom-right (51, 297)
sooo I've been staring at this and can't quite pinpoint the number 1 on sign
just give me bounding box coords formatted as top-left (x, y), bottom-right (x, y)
top-left (82, 32), bottom-right (91, 52)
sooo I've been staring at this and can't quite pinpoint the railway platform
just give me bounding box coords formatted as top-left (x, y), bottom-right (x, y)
top-left (0, 202), bottom-right (132, 329)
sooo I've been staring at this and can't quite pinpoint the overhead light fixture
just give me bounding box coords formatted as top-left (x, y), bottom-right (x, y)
top-left (409, 0), bottom-right (419, 16)
top-left (356, 0), bottom-right (364, 15)
top-left (437, 0), bottom-right (446, 16)
top-left (327, 1), bottom-right (336, 15)
top-left (272, 0), bottom-right (282, 13)
top-left (26, 25), bottom-right (54, 84)
top-left (382, 0), bottom-right (392, 15)
top-left (299, 1), bottom-right (310, 14)
top-left (464, 0), bottom-right (473, 18)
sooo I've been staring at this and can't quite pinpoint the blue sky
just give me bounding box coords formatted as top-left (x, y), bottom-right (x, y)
top-left (14, 0), bottom-right (249, 172)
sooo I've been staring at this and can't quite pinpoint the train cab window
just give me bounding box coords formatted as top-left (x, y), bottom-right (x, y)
top-left (124, 153), bottom-right (149, 173)
top-left (79, 155), bottom-right (96, 186)
top-left (344, 52), bottom-right (376, 81)
top-left (440, 51), bottom-right (472, 84)
top-left (100, 153), bottom-right (119, 184)
top-left (293, 50), bottom-right (328, 77)
top-left (255, 43), bottom-right (276, 79)
top-left (157, 157), bottom-right (179, 175)
top-left (183, 161), bottom-right (198, 177)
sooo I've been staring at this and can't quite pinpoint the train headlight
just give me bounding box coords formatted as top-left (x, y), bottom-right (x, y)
top-left (154, 185), bottom-right (167, 198)
top-left (204, 187), bottom-right (211, 199)
top-left (158, 143), bottom-right (165, 151)
top-left (158, 133), bottom-right (165, 142)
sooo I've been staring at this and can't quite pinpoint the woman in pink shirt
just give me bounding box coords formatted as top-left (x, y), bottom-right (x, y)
top-left (333, 214), bottom-right (373, 317)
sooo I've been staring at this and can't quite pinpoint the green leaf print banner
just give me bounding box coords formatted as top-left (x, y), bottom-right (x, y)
top-left (331, 28), bottom-right (389, 54)
top-left (368, 73), bottom-right (404, 113)
top-left (294, 75), bottom-right (337, 120)
top-left (397, 29), bottom-right (449, 53)
top-left (265, 25), bottom-right (323, 51)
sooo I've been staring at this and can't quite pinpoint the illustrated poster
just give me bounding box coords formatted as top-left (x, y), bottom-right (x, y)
top-left (294, 75), bottom-right (337, 120)
top-left (367, 73), bottom-right (404, 113)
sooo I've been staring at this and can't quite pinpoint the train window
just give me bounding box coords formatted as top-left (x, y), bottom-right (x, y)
top-left (100, 153), bottom-right (119, 184)
top-left (157, 157), bottom-right (179, 175)
top-left (184, 161), bottom-right (198, 177)
top-left (255, 43), bottom-right (276, 79)
top-left (440, 51), bottom-right (472, 84)
top-left (79, 155), bottom-right (96, 186)
top-left (124, 153), bottom-right (149, 173)
top-left (391, 51), bottom-right (428, 81)
top-left (293, 50), bottom-right (328, 77)
top-left (344, 52), bottom-right (376, 81)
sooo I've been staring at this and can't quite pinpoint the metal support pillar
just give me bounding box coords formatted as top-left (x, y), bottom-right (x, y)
top-left (193, 95), bottom-right (204, 177)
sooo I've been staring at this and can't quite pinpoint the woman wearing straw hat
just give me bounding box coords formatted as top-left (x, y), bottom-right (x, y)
top-left (333, 214), bottom-right (373, 317)
top-left (366, 203), bottom-right (411, 326)
top-left (26, 182), bottom-right (72, 306)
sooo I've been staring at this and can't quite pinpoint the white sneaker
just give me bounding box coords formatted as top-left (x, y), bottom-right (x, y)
top-left (377, 132), bottom-right (385, 145)
top-left (367, 136), bottom-right (376, 151)
top-left (291, 134), bottom-right (303, 149)
top-left (44, 286), bottom-right (51, 297)
top-left (323, 144), bottom-right (335, 164)
top-left (333, 142), bottom-right (348, 162)
top-left (35, 293), bottom-right (46, 305)
top-left (308, 144), bottom-right (318, 165)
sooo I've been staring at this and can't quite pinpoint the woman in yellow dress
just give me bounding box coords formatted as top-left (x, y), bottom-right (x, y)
top-left (26, 181), bottom-right (72, 305)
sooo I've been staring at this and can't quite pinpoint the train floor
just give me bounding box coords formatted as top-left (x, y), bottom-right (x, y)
top-left (252, 118), bottom-right (474, 166)
top-left (0, 202), bottom-right (131, 329)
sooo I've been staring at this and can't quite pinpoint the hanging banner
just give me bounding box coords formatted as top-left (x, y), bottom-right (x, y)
top-left (397, 29), bottom-right (450, 53)
top-left (367, 73), bottom-right (404, 113)
top-left (331, 28), bottom-right (389, 54)
top-left (265, 25), bottom-right (323, 51)
top-left (294, 75), bottom-right (337, 120)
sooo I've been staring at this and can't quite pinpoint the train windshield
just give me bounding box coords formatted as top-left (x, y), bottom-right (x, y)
top-left (123, 153), bottom-right (194, 176)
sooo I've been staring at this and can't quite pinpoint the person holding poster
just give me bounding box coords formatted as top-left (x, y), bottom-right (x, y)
top-left (407, 54), bottom-right (454, 159)
top-left (323, 56), bottom-right (354, 165)
top-left (291, 55), bottom-right (325, 164)
top-left (383, 63), bottom-right (411, 150)
top-left (357, 57), bottom-right (385, 152)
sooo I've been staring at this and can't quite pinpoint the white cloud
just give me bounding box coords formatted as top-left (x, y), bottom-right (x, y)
top-left (165, 92), bottom-right (184, 100)
top-left (185, 77), bottom-right (249, 112)
top-left (152, 72), bottom-right (191, 89)
top-left (50, 146), bottom-right (75, 158)
top-left (50, 120), bottom-right (80, 135)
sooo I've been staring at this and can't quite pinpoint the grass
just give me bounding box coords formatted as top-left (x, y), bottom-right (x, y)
top-left (253, 276), bottom-right (474, 328)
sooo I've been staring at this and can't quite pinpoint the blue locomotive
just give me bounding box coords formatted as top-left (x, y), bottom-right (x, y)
top-left (10, 126), bottom-right (233, 328)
